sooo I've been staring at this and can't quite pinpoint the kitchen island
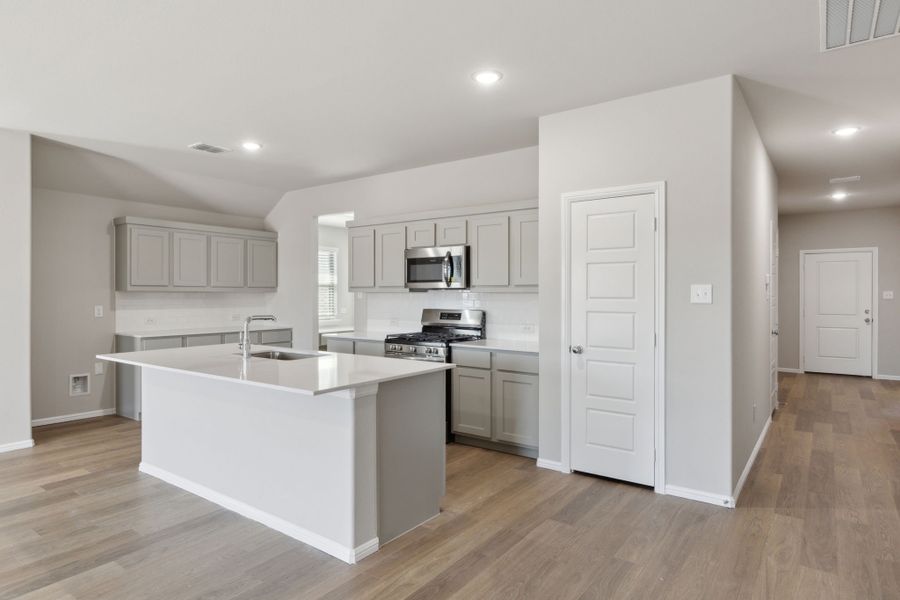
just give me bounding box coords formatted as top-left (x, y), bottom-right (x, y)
top-left (98, 344), bottom-right (453, 564)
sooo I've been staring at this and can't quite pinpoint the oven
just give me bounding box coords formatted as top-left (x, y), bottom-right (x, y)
top-left (405, 245), bottom-right (469, 290)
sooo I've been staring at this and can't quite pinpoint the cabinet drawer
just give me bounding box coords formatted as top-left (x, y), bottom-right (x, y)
top-left (261, 329), bottom-right (292, 344)
top-left (451, 348), bottom-right (491, 369)
top-left (185, 334), bottom-right (224, 347)
top-left (141, 336), bottom-right (183, 351)
top-left (326, 338), bottom-right (355, 354)
top-left (266, 341), bottom-right (292, 348)
top-left (222, 331), bottom-right (261, 344)
top-left (493, 352), bottom-right (538, 374)
top-left (355, 340), bottom-right (385, 356)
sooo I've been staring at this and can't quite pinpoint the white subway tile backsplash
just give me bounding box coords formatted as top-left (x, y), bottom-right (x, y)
top-left (115, 292), bottom-right (275, 332)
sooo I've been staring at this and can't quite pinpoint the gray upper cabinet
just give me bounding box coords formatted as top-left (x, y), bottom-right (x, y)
top-left (247, 239), bottom-right (277, 288)
top-left (210, 236), bottom-right (246, 288)
top-left (468, 214), bottom-right (510, 287)
top-left (406, 222), bottom-right (436, 248)
top-left (509, 210), bottom-right (539, 287)
top-left (129, 227), bottom-right (170, 287)
top-left (375, 225), bottom-right (406, 288)
top-left (348, 227), bottom-right (376, 289)
top-left (173, 231), bottom-right (208, 288)
top-left (436, 219), bottom-right (467, 245)
top-left (114, 217), bottom-right (277, 292)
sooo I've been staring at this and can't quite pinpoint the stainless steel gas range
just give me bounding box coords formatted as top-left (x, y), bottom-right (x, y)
top-left (384, 309), bottom-right (486, 363)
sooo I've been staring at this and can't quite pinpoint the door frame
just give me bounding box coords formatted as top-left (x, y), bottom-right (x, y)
top-left (559, 181), bottom-right (667, 493)
top-left (798, 247), bottom-right (878, 377)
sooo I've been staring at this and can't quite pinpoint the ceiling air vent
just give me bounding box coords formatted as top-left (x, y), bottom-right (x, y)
top-left (188, 142), bottom-right (232, 154)
top-left (822, 0), bottom-right (900, 50)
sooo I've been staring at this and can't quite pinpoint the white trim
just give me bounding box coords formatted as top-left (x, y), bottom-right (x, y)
top-left (0, 439), bottom-right (35, 454)
top-left (32, 408), bottom-right (116, 427)
top-left (665, 485), bottom-right (734, 508)
top-left (777, 367), bottom-right (803, 374)
top-left (559, 181), bottom-right (667, 492)
top-left (732, 415), bottom-right (772, 504)
top-left (875, 374), bottom-right (900, 381)
top-left (139, 462), bottom-right (375, 564)
top-left (536, 458), bottom-right (569, 473)
top-left (799, 247), bottom-right (878, 377)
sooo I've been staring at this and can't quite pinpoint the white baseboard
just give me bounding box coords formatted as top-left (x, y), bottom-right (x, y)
top-left (536, 458), bottom-right (569, 473)
top-left (0, 438), bottom-right (35, 454)
top-left (665, 485), bottom-right (734, 508)
top-left (732, 415), bottom-right (772, 505)
top-left (777, 368), bottom-right (802, 374)
top-left (875, 374), bottom-right (900, 381)
top-left (140, 462), bottom-right (372, 564)
top-left (32, 408), bottom-right (116, 427)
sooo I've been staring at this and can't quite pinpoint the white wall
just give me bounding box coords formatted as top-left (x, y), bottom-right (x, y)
top-left (265, 147), bottom-right (538, 349)
top-left (0, 129), bottom-right (33, 450)
top-left (539, 77), bottom-right (736, 497)
top-left (31, 188), bottom-right (271, 422)
top-left (730, 81), bottom-right (778, 489)
top-left (317, 224), bottom-right (354, 331)
top-left (779, 207), bottom-right (900, 378)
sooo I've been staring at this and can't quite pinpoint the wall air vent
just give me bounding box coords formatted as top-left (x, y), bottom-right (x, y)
top-left (188, 142), bottom-right (232, 154)
top-left (822, 0), bottom-right (900, 50)
top-left (829, 175), bottom-right (862, 184)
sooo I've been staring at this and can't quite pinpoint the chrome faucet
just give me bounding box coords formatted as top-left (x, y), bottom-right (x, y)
top-left (240, 314), bottom-right (277, 358)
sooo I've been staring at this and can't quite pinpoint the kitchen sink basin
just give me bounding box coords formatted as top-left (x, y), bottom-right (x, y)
top-left (249, 351), bottom-right (314, 361)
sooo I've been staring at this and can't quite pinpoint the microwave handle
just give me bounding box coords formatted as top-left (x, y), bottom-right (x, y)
top-left (442, 251), bottom-right (452, 287)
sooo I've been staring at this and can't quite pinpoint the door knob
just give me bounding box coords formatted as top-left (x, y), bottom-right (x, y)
top-left (570, 345), bottom-right (584, 354)
top-left (865, 317), bottom-right (872, 324)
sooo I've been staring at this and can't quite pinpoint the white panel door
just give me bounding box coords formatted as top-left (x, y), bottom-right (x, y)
top-left (570, 193), bottom-right (655, 486)
top-left (803, 251), bottom-right (873, 376)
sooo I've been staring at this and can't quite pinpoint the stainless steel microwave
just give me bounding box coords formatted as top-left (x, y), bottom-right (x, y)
top-left (405, 245), bottom-right (469, 290)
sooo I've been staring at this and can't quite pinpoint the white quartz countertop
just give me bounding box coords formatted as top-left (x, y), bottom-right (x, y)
top-left (116, 323), bottom-right (293, 339)
top-left (321, 331), bottom-right (399, 343)
top-left (98, 344), bottom-right (453, 396)
top-left (450, 339), bottom-right (539, 355)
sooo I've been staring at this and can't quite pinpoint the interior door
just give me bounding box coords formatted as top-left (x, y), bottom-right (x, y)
top-left (803, 250), bottom-right (873, 376)
top-left (570, 192), bottom-right (656, 486)
top-left (769, 221), bottom-right (778, 411)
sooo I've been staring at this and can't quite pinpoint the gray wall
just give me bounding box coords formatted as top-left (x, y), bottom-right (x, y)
top-left (265, 146), bottom-right (538, 349)
top-left (779, 207), bottom-right (900, 377)
top-left (30, 188), bottom-right (265, 422)
top-left (539, 76), bottom-right (736, 496)
top-left (0, 129), bottom-right (33, 449)
top-left (317, 224), bottom-right (354, 330)
top-left (730, 82), bottom-right (778, 489)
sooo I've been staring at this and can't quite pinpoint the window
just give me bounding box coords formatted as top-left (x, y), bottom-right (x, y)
top-left (318, 248), bottom-right (338, 320)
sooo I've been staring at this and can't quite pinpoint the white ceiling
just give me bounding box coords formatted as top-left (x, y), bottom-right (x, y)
top-left (3, 0), bottom-right (899, 217)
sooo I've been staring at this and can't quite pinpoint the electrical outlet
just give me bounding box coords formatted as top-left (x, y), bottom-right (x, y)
top-left (145, 317), bottom-right (157, 326)
top-left (690, 284), bottom-right (713, 304)
top-left (94, 305), bottom-right (104, 318)
top-left (883, 291), bottom-right (894, 300)
top-left (94, 362), bottom-right (104, 375)
top-left (522, 323), bottom-right (535, 333)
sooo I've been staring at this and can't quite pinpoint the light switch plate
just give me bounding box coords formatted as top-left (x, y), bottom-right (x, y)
top-left (883, 290), bottom-right (894, 300)
top-left (690, 284), bottom-right (713, 304)
top-left (94, 362), bottom-right (104, 375)
top-left (93, 305), bottom-right (104, 318)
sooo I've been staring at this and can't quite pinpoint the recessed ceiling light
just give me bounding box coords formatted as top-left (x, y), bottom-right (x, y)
top-left (831, 191), bottom-right (848, 201)
top-left (242, 141), bottom-right (262, 151)
top-left (472, 70), bottom-right (503, 85)
top-left (832, 126), bottom-right (861, 137)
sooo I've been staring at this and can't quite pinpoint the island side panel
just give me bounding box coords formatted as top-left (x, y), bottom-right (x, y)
top-left (376, 370), bottom-right (446, 544)
top-left (138, 368), bottom-right (362, 561)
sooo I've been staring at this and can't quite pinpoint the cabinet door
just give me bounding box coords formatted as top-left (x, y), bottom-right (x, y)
top-left (247, 239), bottom-right (277, 288)
top-left (468, 215), bottom-right (509, 287)
top-left (406, 222), bottom-right (436, 248)
top-left (493, 371), bottom-right (539, 447)
top-left (510, 210), bottom-right (539, 287)
top-left (348, 228), bottom-right (375, 289)
top-left (210, 236), bottom-right (246, 288)
top-left (172, 232), bottom-right (208, 287)
top-left (375, 225), bottom-right (406, 288)
top-left (451, 367), bottom-right (492, 439)
top-left (130, 226), bottom-right (170, 287)
top-left (436, 219), bottom-right (467, 245)
top-left (354, 340), bottom-right (385, 356)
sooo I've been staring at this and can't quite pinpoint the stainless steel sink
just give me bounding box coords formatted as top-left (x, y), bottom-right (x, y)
top-left (249, 351), bottom-right (313, 361)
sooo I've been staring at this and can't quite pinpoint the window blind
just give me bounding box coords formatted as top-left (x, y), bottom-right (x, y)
top-left (318, 248), bottom-right (338, 320)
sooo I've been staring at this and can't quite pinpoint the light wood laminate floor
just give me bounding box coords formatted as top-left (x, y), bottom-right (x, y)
top-left (2, 372), bottom-right (899, 599)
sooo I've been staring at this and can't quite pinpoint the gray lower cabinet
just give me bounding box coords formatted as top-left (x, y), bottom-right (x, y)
top-left (116, 328), bottom-right (292, 420)
top-left (325, 338), bottom-right (385, 356)
top-left (326, 338), bottom-right (355, 354)
top-left (451, 349), bottom-right (538, 454)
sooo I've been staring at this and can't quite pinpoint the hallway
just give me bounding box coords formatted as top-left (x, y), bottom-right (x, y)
top-left (0, 373), bottom-right (898, 599)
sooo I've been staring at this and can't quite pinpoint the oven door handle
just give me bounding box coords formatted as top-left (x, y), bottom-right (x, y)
top-left (442, 251), bottom-right (452, 287)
